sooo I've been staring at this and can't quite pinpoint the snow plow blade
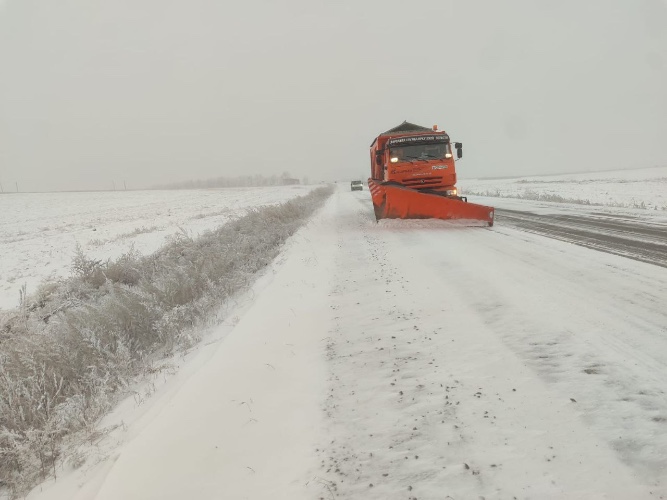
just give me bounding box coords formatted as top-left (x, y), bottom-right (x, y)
top-left (368, 179), bottom-right (494, 226)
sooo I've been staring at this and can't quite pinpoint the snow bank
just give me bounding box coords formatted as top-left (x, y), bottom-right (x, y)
top-left (459, 165), bottom-right (667, 210)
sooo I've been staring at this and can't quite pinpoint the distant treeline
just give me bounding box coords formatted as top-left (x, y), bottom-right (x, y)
top-left (152, 173), bottom-right (306, 190)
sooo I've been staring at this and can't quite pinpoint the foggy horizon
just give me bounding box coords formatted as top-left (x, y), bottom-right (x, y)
top-left (1, 0), bottom-right (666, 192)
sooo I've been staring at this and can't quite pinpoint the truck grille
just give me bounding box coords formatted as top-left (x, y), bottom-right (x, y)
top-left (402, 176), bottom-right (443, 187)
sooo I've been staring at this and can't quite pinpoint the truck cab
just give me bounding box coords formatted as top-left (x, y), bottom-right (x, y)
top-left (370, 121), bottom-right (462, 198)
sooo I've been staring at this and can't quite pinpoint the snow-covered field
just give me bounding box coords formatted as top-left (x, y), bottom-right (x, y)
top-left (15, 170), bottom-right (667, 499)
top-left (459, 165), bottom-right (667, 211)
top-left (0, 185), bottom-right (315, 310)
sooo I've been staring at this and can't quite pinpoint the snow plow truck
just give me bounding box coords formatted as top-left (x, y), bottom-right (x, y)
top-left (368, 121), bottom-right (494, 226)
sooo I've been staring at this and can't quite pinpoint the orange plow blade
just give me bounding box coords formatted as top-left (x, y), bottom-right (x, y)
top-left (368, 179), bottom-right (494, 226)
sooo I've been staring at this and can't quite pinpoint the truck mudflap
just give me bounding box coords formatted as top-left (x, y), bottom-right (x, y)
top-left (368, 179), bottom-right (494, 226)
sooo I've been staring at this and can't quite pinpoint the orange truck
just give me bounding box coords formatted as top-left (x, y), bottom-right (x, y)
top-left (368, 121), bottom-right (494, 225)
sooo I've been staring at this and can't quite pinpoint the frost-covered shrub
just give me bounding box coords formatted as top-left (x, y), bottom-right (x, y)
top-left (70, 244), bottom-right (105, 288)
top-left (0, 185), bottom-right (333, 497)
top-left (103, 247), bottom-right (143, 286)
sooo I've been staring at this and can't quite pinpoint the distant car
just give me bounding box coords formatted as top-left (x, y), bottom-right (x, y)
top-left (351, 180), bottom-right (363, 191)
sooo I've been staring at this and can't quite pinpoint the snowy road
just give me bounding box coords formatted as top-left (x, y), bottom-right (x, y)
top-left (496, 208), bottom-right (667, 268)
top-left (29, 186), bottom-right (667, 500)
top-left (316, 190), bottom-right (667, 499)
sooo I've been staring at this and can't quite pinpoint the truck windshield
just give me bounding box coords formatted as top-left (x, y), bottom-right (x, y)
top-left (390, 143), bottom-right (452, 162)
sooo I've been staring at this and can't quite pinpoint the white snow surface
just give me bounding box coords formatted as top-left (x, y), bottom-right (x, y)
top-left (459, 165), bottom-right (667, 211)
top-left (21, 175), bottom-right (667, 499)
top-left (0, 185), bottom-right (315, 310)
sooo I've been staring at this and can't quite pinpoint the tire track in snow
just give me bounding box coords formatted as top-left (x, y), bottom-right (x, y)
top-left (317, 193), bottom-right (481, 499)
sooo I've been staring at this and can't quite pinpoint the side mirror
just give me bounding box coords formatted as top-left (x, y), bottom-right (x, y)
top-left (454, 142), bottom-right (463, 159)
top-left (376, 153), bottom-right (384, 166)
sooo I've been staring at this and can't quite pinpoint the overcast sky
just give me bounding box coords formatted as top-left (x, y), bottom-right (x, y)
top-left (1, 0), bottom-right (666, 191)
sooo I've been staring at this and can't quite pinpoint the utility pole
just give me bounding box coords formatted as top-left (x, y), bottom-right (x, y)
top-left (15, 182), bottom-right (18, 193)
top-left (0, 182), bottom-right (3, 193)
top-left (112, 180), bottom-right (116, 191)
top-left (124, 180), bottom-right (127, 191)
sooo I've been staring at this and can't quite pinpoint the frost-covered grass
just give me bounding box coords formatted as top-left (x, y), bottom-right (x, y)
top-left (0, 186), bottom-right (333, 498)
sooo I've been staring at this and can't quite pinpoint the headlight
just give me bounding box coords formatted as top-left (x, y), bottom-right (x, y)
top-left (390, 157), bottom-right (399, 163)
